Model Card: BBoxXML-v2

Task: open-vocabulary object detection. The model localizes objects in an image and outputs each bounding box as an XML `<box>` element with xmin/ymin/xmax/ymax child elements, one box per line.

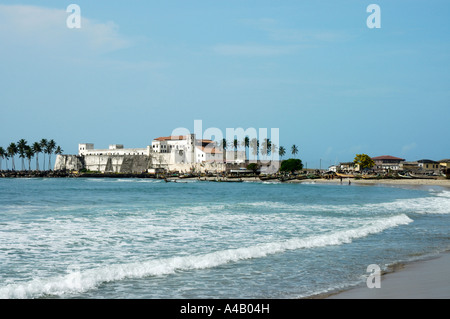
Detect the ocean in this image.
<box><xmin>0</xmin><ymin>177</ymin><xmax>449</xmax><ymax>299</ymax></box>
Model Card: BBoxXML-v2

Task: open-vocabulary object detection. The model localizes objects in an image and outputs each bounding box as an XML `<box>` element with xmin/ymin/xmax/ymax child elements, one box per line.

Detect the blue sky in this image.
<box><xmin>1</xmin><ymin>0</ymin><xmax>449</xmax><ymax>168</ymax></box>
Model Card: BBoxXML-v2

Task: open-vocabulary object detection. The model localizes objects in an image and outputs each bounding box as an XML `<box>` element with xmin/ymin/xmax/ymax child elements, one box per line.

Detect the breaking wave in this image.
<box><xmin>248</xmin><ymin>190</ymin><xmax>450</xmax><ymax>215</ymax></box>
<box><xmin>0</xmin><ymin>214</ymin><xmax>412</xmax><ymax>299</ymax></box>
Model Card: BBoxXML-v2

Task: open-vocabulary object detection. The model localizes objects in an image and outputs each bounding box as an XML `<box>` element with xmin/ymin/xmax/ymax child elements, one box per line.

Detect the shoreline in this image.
<box><xmin>317</xmin><ymin>251</ymin><xmax>450</xmax><ymax>299</ymax></box>
<box><xmin>288</xmin><ymin>177</ymin><xmax>450</xmax><ymax>187</ymax></box>
<box><xmin>1</xmin><ymin>171</ymin><xmax>450</xmax><ymax>187</ymax></box>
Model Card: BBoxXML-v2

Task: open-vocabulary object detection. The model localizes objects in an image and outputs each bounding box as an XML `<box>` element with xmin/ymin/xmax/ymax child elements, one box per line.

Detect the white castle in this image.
<box><xmin>56</xmin><ymin>133</ymin><xmax>246</xmax><ymax>174</ymax></box>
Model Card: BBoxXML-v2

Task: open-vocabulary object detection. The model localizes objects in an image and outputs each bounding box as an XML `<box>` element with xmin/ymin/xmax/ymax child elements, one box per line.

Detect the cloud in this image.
<box><xmin>212</xmin><ymin>43</ymin><xmax>302</xmax><ymax>57</ymax></box>
<box><xmin>0</xmin><ymin>4</ymin><xmax>131</xmax><ymax>57</ymax></box>
<box><xmin>241</xmin><ymin>18</ymin><xmax>352</xmax><ymax>44</ymax></box>
<box><xmin>212</xmin><ymin>18</ymin><xmax>351</xmax><ymax>57</ymax></box>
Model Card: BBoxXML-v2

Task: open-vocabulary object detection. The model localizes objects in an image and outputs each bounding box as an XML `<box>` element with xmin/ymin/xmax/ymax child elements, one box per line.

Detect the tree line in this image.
<box><xmin>0</xmin><ymin>139</ymin><xmax>63</xmax><ymax>171</ymax></box>
<box><xmin>219</xmin><ymin>137</ymin><xmax>300</xmax><ymax>161</ymax></box>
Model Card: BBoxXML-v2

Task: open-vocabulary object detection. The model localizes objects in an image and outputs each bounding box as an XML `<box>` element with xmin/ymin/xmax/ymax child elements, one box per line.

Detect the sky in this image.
<box><xmin>0</xmin><ymin>0</ymin><xmax>449</xmax><ymax>168</ymax></box>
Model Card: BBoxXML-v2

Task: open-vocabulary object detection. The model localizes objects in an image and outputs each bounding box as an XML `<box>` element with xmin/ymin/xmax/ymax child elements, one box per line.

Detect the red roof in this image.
<box><xmin>154</xmin><ymin>135</ymin><xmax>187</xmax><ymax>141</ymax></box>
<box><xmin>371</xmin><ymin>155</ymin><xmax>405</xmax><ymax>161</ymax></box>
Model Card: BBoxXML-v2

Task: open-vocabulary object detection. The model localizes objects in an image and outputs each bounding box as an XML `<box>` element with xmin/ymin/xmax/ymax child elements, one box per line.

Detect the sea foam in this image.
<box><xmin>0</xmin><ymin>214</ymin><xmax>412</xmax><ymax>299</ymax></box>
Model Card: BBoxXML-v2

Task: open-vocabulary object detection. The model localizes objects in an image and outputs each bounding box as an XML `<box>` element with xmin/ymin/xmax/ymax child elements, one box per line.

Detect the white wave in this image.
<box><xmin>0</xmin><ymin>214</ymin><xmax>412</xmax><ymax>299</ymax></box>
<box><xmin>248</xmin><ymin>190</ymin><xmax>450</xmax><ymax>215</ymax></box>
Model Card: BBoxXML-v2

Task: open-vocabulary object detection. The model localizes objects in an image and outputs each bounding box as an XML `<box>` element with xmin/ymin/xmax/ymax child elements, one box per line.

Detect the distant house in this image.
<box><xmin>328</xmin><ymin>165</ymin><xmax>338</xmax><ymax>172</ymax></box>
<box><xmin>418</xmin><ymin>159</ymin><xmax>440</xmax><ymax>173</ymax></box>
<box><xmin>371</xmin><ymin>155</ymin><xmax>405</xmax><ymax>171</ymax></box>
<box><xmin>339</xmin><ymin>162</ymin><xmax>360</xmax><ymax>172</ymax></box>
<box><xmin>399</xmin><ymin>161</ymin><xmax>420</xmax><ymax>172</ymax></box>
<box><xmin>438</xmin><ymin>159</ymin><xmax>450</xmax><ymax>170</ymax></box>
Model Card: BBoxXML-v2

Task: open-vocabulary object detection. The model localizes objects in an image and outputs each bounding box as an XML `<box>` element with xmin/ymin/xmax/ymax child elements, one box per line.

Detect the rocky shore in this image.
<box><xmin>0</xmin><ymin>170</ymin><xmax>157</xmax><ymax>178</ymax></box>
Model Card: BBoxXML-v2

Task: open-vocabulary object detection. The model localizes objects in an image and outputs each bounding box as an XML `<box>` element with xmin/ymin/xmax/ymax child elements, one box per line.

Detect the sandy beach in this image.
<box><xmin>287</xmin><ymin>177</ymin><xmax>450</xmax><ymax>188</ymax></box>
<box><xmin>326</xmin><ymin>251</ymin><xmax>450</xmax><ymax>299</ymax></box>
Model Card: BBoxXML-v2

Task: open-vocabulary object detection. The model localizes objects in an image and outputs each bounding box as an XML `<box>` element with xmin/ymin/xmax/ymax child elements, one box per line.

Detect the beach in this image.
<box><xmin>326</xmin><ymin>251</ymin><xmax>450</xmax><ymax>299</ymax></box>
<box><xmin>287</xmin><ymin>177</ymin><xmax>450</xmax><ymax>187</ymax></box>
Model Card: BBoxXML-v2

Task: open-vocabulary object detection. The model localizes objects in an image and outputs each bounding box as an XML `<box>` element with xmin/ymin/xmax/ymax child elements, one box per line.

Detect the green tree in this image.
<box><xmin>7</xmin><ymin>142</ymin><xmax>18</xmax><ymax>171</ymax></box>
<box><xmin>32</xmin><ymin>142</ymin><xmax>42</xmax><ymax>171</ymax></box>
<box><xmin>247</xmin><ymin>163</ymin><xmax>259</xmax><ymax>174</ymax></box>
<box><xmin>220</xmin><ymin>138</ymin><xmax>228</xmax><ymax>161</ymax></box>
<box><xmin>270</xmin><ymin>142</ymin><xmax>277</xmax><ymax>161</ymax></box>
<box><xmin>243</xmin><ymin>136</ymin><xmax>250</xmax><ymax>160</ymax></box>
<box><xmin>291</xmin><ymin>144</ymin><xmax>299</xmax><ymax>158</ymax></box>
<box><xmin>55</xmin><ymin>145</ymin><xmax>63</xmax><ymax>156</ymax></box>
<box><xmin>233</xmin><ymin>138</ymin><xmax>239</xmax><ymax>161</ymax></box>
<box><xmin>0</xmin><ymin>146</ymin><xmax>6</xmax><ymax>170</ymax></box>
<box><xmin>261</xmin><ymin>138</ymin><xmax>270</xmax><ymax>158</ymax></box>
<box><xmin>40</xmin><ymin>139</ymin><xmax>48</xmax><ymax>170</ymax></box>
<box><xmin>46</xmin><ymin>139</ymin><xmax>56</xmax><ymax>171</ymax></box>
<box><xmin>279</xmin><ymin>146</ymin><xmax>286</xmax><ymax>160</ymax></box>
<box><xmin>17</xmin><ymin>139</ymin><xmax>28</xmax><ymax>171</ymax></box>
<box><xmin>250</xmin><ymin>138</ymin><xmax>259</xmax><ymax>161</ymax></box>
<box><xmin>280</xmin><ymin>158</ymin><xmax>303</xmax><ymax>173</ymax></box>
<box><xmin>353</xmin><ymin>154</ymin><xmax>375</xmax><ymax>171</ymax></box>
<box><xmin>25</xmin><ymin>146</ymin><xmax>34</xmax><ymax>171</ymax></box>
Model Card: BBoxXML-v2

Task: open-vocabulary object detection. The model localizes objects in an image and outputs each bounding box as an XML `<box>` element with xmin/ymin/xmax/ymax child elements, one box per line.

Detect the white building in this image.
<box><xmin>151</xmin><ymin>134</ymin><xmax>224</xmax><ymax>164</ymax></box>
<box><xmin>74</xmin><ymin>133</ymin><xmax>245</xmax><ymax>173</ymax></box>
<box><xmin>78</xmin><ymin>143</ymin><xmax>149</xmax><ymax>156</ymax></box>
<box><xmin>328</xmin><ymin>165</ymin><xmax>337</xmax><ymax>172</ymax></box>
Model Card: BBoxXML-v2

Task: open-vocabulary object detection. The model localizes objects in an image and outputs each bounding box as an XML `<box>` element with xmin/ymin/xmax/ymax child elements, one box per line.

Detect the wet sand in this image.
<box><xmin>326</xmin><ymin>252</ymin><xmax>450</xmax><ymax>299</ymax></box>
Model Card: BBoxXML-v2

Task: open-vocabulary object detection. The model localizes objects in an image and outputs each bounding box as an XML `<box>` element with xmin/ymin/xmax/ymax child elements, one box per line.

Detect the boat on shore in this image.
<box><xmin>336</xmin><ymin>172</ymin><xmax>355</xmax><ymax>178</ymax></box>
<box><xmin>278</xmin><ymin>176</ymin><xmax>297</xmax><ymax>182</ymax></box>
<box><xmin>409</xmin><ymin>173</ymin><xmax>437</xmax><ymax>180</ymax></box>
<box><xmin>259</xmin><ymin>175</ymin><xmax>278</xmax><ymax>181</ymax></box>
<box><xmin>361</xmin><ymin>174</ymin><xmax>379</xmax><ymax>179</ymax></box>
<box><xmin>212</xmin><ymin>178</ymin><xmax>243</xmax><ymax>182</ymax></box>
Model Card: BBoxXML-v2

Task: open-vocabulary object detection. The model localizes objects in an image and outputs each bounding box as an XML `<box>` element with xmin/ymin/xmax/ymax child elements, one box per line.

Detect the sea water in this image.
<box><xmin>0</xmin><ymin>178</ymin><xmax>449</xmax><ymax>299</ymax></box>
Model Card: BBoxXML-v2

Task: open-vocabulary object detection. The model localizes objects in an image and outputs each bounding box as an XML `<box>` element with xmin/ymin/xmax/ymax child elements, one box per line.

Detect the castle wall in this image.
<box><xmin>54</xmin><ymin>153</ymin><xmax>228</xmax><ymax>174</ymax></box>
<box><xmin>54</xmin><ymin>155</ymin><xmax>84</xmax><ymax>171</ymax></box>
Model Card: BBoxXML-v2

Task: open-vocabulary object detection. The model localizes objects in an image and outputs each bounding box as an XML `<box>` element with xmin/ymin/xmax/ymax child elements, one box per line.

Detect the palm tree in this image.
<box><xmin>7</xmin><ymin>142</ymin><xmax>18</xmax><ymax>171</ymax></box>
<box><xmin>233</xmin><ymin>138</ymin><xmax>239</xmax><ymax>161</ymax></box>
<box><xmin>220</xmin><ymin>138</ymin><xmax>228</xmax><ymax>161</ymax></box>
<box><xmin>40</xmin><ymin>139</ymin><xmax>48</xmax><ymax>170</ymax></box>
<box><xmin>279</xmin><ymin>146</ymin><xmax>286</xmax><ymax>160</ymax></box>
<box><xmin>32</xmin><ymin>142</ymin><xmax>42</xmax><ymax>171</ymax></box>
<box><xmin>55</xmin><ymin>146</ymin><xmax>63</xmax><ymax>156</ymax></box>
<box><xmin>17</xmin><ymin>139</ymin><xmax>28</xmax><ymax>171</ymax></box>
<box><xmin>270</xmin><ymin>142</ymin><xmax>277</xmax><ymax>162</ymax></box>
<box><xmin>0</xmin><ymin>146</ymin><xmax>6</xmax><ymax>171</ymax></box>
<box><xmin>261</xmin><ymin>138</ymin><xmax>271</xmax><ymax>159</ymax></box>
<box><xmin>25</xmin><ymin>146</ymin><xmax>34</xmax><ymax>171</ymax></box>
<box><xmin>250</xmin><ymin>138</ymin><xmax>259</xmax><ymax>161</ymax></box>
<box><xmin>291</xmin><ymin>144</ymin><xmax>299</xmax><ymax>158</ymax></box>
<box><xmin>243</xmin><ymin>136</ymin><xmax>250</xmax><ymax>160</ymax></box>
<box><xmin>46</xmin><ymin>139</ymin><xmax>56</xmax><ymax>171</ymax></box>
